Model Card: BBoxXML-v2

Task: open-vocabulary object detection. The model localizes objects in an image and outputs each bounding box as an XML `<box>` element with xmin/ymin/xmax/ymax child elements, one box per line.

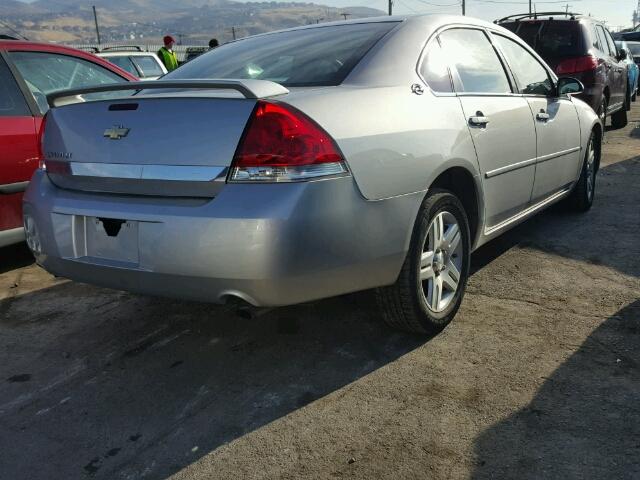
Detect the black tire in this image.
<box><xmin>611</xmin><ymin>104</ymin><xmax>628</xmax><ymax>129</ymax></box>
<box><xmin>625</xmin><ymin>83</ymin><xmax>632</xmax><ymax>111</ymax></box>
<box><xmin>376</xmin><ymin>189</ymin><xmax>470</xmax><ymax>334</ymax></box>
<box><xmin>565</xmin><ymin>132</ymin><xmax>597</xmax><ymax>212</ymax></box>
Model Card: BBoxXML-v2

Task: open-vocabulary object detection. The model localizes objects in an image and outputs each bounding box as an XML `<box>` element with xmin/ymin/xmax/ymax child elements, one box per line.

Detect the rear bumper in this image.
<box><xmin>23</xmin><ymin>171</ymin><xmax>422</xmax><ymax>306</ymax></box>
<box><xmin>0</xmin><ymin>227</ymin><xmax>25</xmax><ymax>249</ymax></box>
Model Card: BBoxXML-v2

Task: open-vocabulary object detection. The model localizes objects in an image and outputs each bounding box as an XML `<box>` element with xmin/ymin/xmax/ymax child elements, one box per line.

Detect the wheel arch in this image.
<box><xmin>428</xmin><ymin>166</ymin><xmax>482</xmax><ymax>250</ymax></box>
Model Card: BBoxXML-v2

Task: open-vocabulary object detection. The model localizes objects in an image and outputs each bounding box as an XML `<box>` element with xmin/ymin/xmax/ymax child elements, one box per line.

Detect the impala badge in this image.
<box><xmin>103</xmin><ymin>126</ymin><xmax>130</xmax><ymax>140</ymax></box>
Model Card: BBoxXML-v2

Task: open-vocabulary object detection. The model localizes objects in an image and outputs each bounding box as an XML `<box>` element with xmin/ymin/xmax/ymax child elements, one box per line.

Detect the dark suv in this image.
<box><xmin>498</xmin><ymin>12</ymin><xmax>629</xmax><ymax>128</ymax></box>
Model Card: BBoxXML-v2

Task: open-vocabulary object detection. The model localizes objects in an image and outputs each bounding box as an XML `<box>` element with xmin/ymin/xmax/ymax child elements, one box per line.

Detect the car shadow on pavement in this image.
<box><xmin>471</xmin><ymin>156</ymin><xmax>640</xmax><ymax>279</ymax></box>
<box><xmin>0</xmin><ymin>282</ymin><xmax>424</xmax><ymax>479</ymax></box>
<box><xmin>0</xmin><ymin>157</ymin><xmax>637</xmax><ymax>479</ymax></box>
<box><xmin>471</xmin><ymin>299</ymin><xmax>640</xmax><ymax>479</ymax></box>
<box><xmin>0</xmin><ymin>243</ymin><xmax>34</xmax><ymax>275</ymax></box>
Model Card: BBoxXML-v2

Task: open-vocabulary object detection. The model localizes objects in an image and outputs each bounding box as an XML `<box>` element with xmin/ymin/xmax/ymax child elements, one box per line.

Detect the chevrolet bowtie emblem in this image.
<box><xmin>103</xmin><ymin>126</ymin><xmax>130</xmax><ymax>140</ymax></box>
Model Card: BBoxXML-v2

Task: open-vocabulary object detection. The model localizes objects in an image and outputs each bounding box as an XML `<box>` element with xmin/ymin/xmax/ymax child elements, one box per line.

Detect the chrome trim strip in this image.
<box><xmin>0</xmin><ymin>227</ymin><xmax>25</xmax><ymax>248</ymax></box>
<box><xmin>0</xmin><ymin>181</ymin><xmax>29</xmax><ymax>195</ymax></box>
<box><xmin>484</xmin><ymin>187</ymin><xmax>571</xmax><ymax>236</ymax></box>
<box><xmin>536</xmin><ymin>146</ymin><xmax>581</xmax><ymax>165</ymax></box>
<box><xmin>485</xmin><ymin>157</ymin><xmax>537</xmax><ymax>178</ymax></box>
<box><xmin>52</xmin><ymin>161</ymin><xmax>228</xmax><ymax>182</ymax></box>
<box><xmin>485</xmin><ymin>146</ymin><xmax>581</xmax><ymax>178</ymax></box>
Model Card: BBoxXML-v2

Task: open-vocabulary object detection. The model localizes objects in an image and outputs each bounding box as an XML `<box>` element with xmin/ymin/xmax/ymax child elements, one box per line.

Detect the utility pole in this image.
<box><xmin>529</xmin><ymin>0</ymin><xmax>532</xmax><ymax>14</ymax></box>
<box><xmin>462</xmin><ymin>0</ymin><xmax>465</xmax><ymax>16</ymax></box>
<box><xmin>231</xmin><ymin>26</ymin><xmax>236</xmax><ymax>40</ymax></box>
<box><xmin>388</xmin><ymin>0</ymin><xmax>393</xmax><ymax>16</ymax></box>
<box><xmin>92</xmin><ymin>6</ymin><xmax>101</xmax><ymax>45</ymax></box>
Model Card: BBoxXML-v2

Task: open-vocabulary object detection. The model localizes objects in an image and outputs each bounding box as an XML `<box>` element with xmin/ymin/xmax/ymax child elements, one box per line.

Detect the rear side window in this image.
<box><xmin>0</xmin><ymin>56</ymin><xmax>30</xmax><ymax>117</ymax></box>
<box><xmin>503</xmin><ymin>21</ymin><xmax>584</xmax><ymax>58</ymax></box>
<box><xmin>167</xmin><ymin>22</ymin><xmax>398</xmax><ymax>87</ymax></box>
<box><xmin>493</xmin><ymin>35</ymin><xmax>553</xmax><ymax>96</ymax></box>
<box><xmin>595</xmin><ymin>25</ymin><xmax>613</xmax><ymax>56</ymax></box>
<box><xmin>603</xmin><ymin>28</ymin><xmax>618</xmax><ymax>56</ymax></box>
<box><xmin>8</xmin><ymin>51</ymin><xmax>126</xmax><ymax>113</ymax></box>
<box><xmin>420</xmin><ymin>40</ymin><xmax>453</xmax><ymax>93</ymax></box>
<box><xmin>106</xmin><ymin>56</ymin><xmax>140</xmax><ymax>77</ymax></box>
<box><xmin>132</xmin><ymin>56</ymin><xmax>164</xmax><ymax>77</ymax></box>
<box><xmin>438</xmin><ymin>28</ymin><xmax>511</xmax><ymax>94</ymax></box>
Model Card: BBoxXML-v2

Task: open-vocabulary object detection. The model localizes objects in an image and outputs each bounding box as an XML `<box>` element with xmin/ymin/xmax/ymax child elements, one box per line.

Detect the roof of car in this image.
<box><xmin>496</xmin><ymin>12</ymin><xmax>604</xmax><ymax>25</ymax></box>
<box><xmin>98</xmin><ymin>51</ymin><xmax>161</xmax><ymax>58</ymax></box>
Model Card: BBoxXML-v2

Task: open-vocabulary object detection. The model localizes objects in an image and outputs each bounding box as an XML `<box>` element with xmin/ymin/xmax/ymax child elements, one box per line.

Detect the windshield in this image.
<box><xmin>167</xmin><ymin>22</ymin><xmax>398</xmax><ymax>87</ymax></box>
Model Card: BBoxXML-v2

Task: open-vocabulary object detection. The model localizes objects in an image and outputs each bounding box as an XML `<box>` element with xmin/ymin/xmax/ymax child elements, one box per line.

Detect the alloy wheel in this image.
<box><xmin>419</xmin><ymin>211</ymin><xmax>463</xmax><ymax>313</ymax></box>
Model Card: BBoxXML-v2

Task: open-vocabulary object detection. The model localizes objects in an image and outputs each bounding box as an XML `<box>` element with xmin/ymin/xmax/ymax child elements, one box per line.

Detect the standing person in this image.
<box><xmin>208</xmin><ymin>38</ymin><xmax>219</xmax><ymax>49</ymax></box>
<box><xmin>157</xmin><ymin>35</ymin><xmax>179</xmax><ymax>72</ymax></box>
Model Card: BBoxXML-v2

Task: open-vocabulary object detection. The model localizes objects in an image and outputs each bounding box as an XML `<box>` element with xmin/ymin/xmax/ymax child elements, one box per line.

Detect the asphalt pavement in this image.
<box><xmin>0</xmin><ymin>105</ymin><xmax>639</xmax><ymax>480</ymax></box>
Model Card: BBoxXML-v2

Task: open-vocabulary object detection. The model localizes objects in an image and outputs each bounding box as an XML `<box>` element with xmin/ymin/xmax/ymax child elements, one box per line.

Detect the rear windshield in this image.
<box><xmin>132</xmin><ymin>56</ymin><xmax>164</xmax><ymax>77</ymax></box>
<box><xmin>167</xmin><ymin>22</ymin><xmax>398</xmax><ymax>87</ymax></box>
<box><xmin>501</xmin><ymin>21</ymin><xmax>585</xmax><ymax>59</ymax></box>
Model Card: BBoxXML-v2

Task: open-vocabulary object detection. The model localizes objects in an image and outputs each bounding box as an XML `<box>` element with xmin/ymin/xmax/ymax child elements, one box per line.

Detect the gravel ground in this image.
<box><xmin>0</xmin><ymin>106</ymin><xmax>638</xmax><ymax>480</ymax></box>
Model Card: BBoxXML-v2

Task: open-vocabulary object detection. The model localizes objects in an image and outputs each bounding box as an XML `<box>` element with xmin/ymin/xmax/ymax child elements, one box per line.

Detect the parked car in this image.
<box><xmin>97</xmin><ymin>46</ymin><xmax>167</xmax><ymax>80</ymax></box>
<box><xmin>616</xmin><ymin>26</ymin><xmax>640</xmax><ymax>42</ymax></box>
<box><xmin>0</xmin><ymin>40</ymin><xmax>137</xmax><ymax>248</ymax></box>
<box><xmin>24</xmin><ymin>15</ymin><xmax>601</xmax><ymax>334</ymax></box>
<box><xmin>184</xmin><ymin>46</ymin><xmax>208</xmax><ymax>63</ymax></box>
<box><xmin>498</xmin><ymin>12</ymin><xmax>629</xmax><ymax>128</ymax></box>
<box><xmin>616</xmin><ymin>40</ymin><xmax>639</xmax><ymax>101</ymax></box>
<box><xmin>623</xmin><ymin>40</ymin><xmax>640</xmax><ymax>65</ymax></box>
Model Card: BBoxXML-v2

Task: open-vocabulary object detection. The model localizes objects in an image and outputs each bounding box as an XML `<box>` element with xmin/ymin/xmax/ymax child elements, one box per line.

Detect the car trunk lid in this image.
<box><xmin>42</xmin><ymin>80</ymin><xmax>289</xmax><ymax>197</ymax></box>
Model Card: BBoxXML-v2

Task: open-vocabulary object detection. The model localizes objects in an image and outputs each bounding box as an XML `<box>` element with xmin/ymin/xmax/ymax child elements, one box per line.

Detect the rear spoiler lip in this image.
<box><xmin>46</xmin><ymin>79</ymin><xmax>290</xmax><ymax>108</ymax></box>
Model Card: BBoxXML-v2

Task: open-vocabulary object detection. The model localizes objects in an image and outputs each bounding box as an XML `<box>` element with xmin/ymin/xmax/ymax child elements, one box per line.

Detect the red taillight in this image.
<box><xmin>230</xmin><ymin>101</ymin><xmax>346</xmax><ymax>182</ymax></box>
<box><xmin>37</xmin><ymin>112</ymin><xmax>48</xmax><ymax>170</ymax></box>
<box><xmin>555</xmin><ymin>55</ymin><xmax>598</xmax><ymax>75</ymax></box>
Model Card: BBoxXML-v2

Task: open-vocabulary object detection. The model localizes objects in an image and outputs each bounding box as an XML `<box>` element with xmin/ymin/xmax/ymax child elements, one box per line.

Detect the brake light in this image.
<box><xmin>229</xmin><ymin>101</ymin><xmax>347</xmax><ymax>182</ymax></box>
<box><xmin>555</xmin><ymin>55</ymin><xmax>598</xmax><ymax>75</ymax></box>
<box><xmin>37</xmin><ymin>113</ymin><xmax>48</xmax><ymax>170</ymax></box>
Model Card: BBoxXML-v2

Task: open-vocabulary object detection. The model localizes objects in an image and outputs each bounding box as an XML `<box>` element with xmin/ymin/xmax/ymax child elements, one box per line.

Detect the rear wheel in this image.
<box><xmin>597</xmin><ymin>97</ymin><xmax>607</xmax><ymax>129</ymax></box>
<box><xmin>611</xmin><ymin>103</ymin><xmax>628</xmax><ymax>129</ymax></box>
<box><xmin>376</xmin><ymin>189</ymin><xmax>470</xmax><ymax>334</ymax></box>
<box><xmin>566</xmin><ymin>132</ymin><xmax>597</xmax><ymax>212</ymax></box>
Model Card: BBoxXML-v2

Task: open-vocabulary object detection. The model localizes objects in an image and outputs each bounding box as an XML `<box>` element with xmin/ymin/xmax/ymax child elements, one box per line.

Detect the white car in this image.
<box><xmin>97</xmin><ymin>47</ymin><xmax>167</xmax><ymax>80</ymax></box>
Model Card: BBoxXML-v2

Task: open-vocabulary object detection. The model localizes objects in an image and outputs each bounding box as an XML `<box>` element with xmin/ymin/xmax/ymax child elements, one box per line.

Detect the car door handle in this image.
<box><xmin>536</xmin><ymin>111</ymin><xmax>550</xmax><ymax>121</ymax></box>
<box><xmin>469</xmin><ymin>113</ymin><xmax>490</xmax><ymax>127</ymax></box>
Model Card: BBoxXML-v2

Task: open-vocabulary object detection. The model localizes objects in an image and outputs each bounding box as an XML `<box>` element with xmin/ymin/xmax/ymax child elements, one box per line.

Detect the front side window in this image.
<box><xmin>438</xmin><ymin>28</ymin><xmax>511</xmax><ymax>94</ymax></box>
<box><xmin>493</xmin><ymin>34</ymin><xmax>553</xmax><ymax>96</ymax></box>
<box><xmin>8</xmin><ymin>51</ymin><xmax>126</xmax><ymax>112</ymax></box>
<box><xmin>420</xmin><ymin>40</ymin><xmax>452</xmax><ymax>93</ymax></box>
<box><xmin>132</xmin><ymin>56</ymin><xmax>164</xmax><ymax>77</ymax></box>
<box><xmin>168</xmin><ymin>22</ymin><xmax>398</xmax><ymax>87</ymax></box>
<box><xmin>0</xmin><ymin>56</ymin><xmax>30</xmax><ymax>117</ymax></box>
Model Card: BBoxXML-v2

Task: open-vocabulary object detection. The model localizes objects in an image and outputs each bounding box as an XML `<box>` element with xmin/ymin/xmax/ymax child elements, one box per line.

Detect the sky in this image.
<box><xmin>244</xmin><ymin>0</ymin><xmax>636</xmax><ymax>30</ymax></box>
<box><xmin>13</xmin><ymin>0</ymin><xmax>637</xmax><ymax>30</ymax></box>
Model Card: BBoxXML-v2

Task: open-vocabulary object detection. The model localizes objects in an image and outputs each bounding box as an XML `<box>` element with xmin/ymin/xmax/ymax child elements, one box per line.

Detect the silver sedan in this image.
<box><xmin>24</xmin><ymin>15</ymin><xmax>601</xmax><ymax>333</ymax></box>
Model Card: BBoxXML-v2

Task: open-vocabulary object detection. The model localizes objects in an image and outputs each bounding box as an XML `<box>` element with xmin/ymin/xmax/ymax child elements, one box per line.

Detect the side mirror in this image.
<box><xmin>557</xmin><ymin>77</ymin><xmax>584</xmax><ymax>96</ymax></box>
<box><xmin>617</xmin><ymin>48</ymin><xmax>628</xmax><ymax>61</ymax></box>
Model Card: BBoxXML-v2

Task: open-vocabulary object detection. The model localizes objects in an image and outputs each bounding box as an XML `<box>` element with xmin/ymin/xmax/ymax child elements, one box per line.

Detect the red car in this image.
<box><xmin>0</xmin><ymin>40</ymin><xmax>137</xmax><ymax>248</ymax></box>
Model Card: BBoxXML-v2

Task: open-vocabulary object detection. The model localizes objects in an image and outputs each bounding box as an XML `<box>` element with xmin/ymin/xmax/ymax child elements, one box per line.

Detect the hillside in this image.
<box><xmin>0</xmin><ymin>0</ymin><xmax>387</xmax><ymax>44</ymax></box>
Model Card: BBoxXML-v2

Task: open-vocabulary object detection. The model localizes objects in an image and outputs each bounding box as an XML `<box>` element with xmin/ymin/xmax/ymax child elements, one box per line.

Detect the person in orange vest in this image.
<box><xmin>157</xmin><ymin>35</ymin><xmax>179</xmax><ymax>72</ymax></box>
